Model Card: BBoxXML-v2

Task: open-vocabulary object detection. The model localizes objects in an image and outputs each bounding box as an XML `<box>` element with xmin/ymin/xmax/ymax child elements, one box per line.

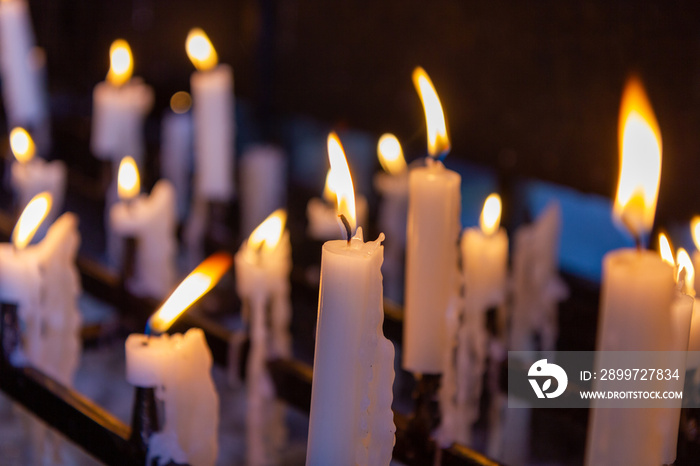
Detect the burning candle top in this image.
<box><xmin>107</xmin><ymin>39</ymin><xmax>133</xmax><ymax>87</ymax></box>
<box><xmin>12</xmin><ymin>191</ymin><xmax>51</xmax><ymax>250</ymax></box>
<box><xmin>613</xmin><ymin>76</ymin><xmax>662</xmax><ymax>246</ymax></box>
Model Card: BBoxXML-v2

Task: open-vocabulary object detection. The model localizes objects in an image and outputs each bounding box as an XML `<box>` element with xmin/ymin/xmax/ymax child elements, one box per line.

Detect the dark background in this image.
<box><xmin>27</xmin><ymin>0</ymin><xmax>700</xmax><ymax>227</ymax></box>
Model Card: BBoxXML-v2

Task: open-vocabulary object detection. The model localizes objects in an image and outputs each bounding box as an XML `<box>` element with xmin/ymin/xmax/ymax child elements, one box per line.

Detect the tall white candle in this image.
<box><xmin>403</xmin><ymin>67</ymin><xmax>461</xmax><ymax>374</ymax></box>
<box><xmin>186</xmin><ymin>28</ymin><xmax>234</xmax><ymax>202</ymax></box>
<box><xmin>161</xmin><ymin>91</ymin><xmax>194</xmax><ymax>221</ymax></box>
<box><xmin>306</xmin><ymin>133</ymin><xmax>395</xmax><ymax>466</ymax></box>
<box><xmin>9</xmin><ymin>127</ymin><xmax>66</xmax><ymax>222</ymax></box>
<box><xmin>239</xmin><ymin>145</ymin><xmax>287</xmax><ymax>237</ymax></box>
<box><xmin>110</xmin><ymin>157</ymin><xmax>177</xmax><ymax>299</ymax></box>
<box><xmin>0</xmin><ymin>0</ymin><xmax>46</xmax><ymax>128</ymax></box>
<box><xmin>373</xmin><ymin>133</ymin><xmax>408</xmax><ymax>303</ymax></box>
<box><xmin>586</xmin><ymin>76</ymin><xmax>682</xmax><ymax>466</ymax></box>
<box><xmin>91</xmin><ymin>40</ymin><xmax>154</xmax><ymax>166</ymax></box>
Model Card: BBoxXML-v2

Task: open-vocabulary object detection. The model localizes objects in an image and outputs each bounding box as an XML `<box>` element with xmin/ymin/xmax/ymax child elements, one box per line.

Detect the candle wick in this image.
<box><xmin>339</xmin><ymin>214</ymin><xmax>352</xmax><ymax>244</ymax></box>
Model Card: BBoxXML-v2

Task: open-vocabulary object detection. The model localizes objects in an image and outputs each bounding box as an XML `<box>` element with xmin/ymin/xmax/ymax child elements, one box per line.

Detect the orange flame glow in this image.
<box><xmin>412</xmin><ymin>67</ymin><xmax>450</xmax><ymax>158</ymax></box>
<box><xmin>106</xmin><ymin>39</ymin><xmax>133</xmax><ymax>87</ymax></box>
<box><xmin>327</xmin><ymin>132</ymin><xmax>356</xmax><ymax>233</ymax></box>
<box><xmin>12</xmin><ymin>192</ymin><xmax>52</xmax><ymax>250</ymax></box>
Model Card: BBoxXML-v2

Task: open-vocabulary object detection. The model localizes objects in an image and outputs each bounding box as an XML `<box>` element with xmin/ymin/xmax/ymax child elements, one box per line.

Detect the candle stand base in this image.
<box><xmin>400</xmin><ymin>373</ymin><xmax>441</xmax><ymax>463</ymax></box>
<box><xmin>129</xmin><ymin>386</ymin><xmax>160</xmax><ymax>459</ymax></box>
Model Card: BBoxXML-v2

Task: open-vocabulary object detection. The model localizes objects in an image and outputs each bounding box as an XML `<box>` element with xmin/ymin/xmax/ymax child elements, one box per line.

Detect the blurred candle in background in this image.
<box><xmin>403</xmin><ymin>67</ymin><xmax>461</xmax><ymax>374</ymax></box>
<box><xmin>373</xmin><ymin>133</ymin><xmax>408</xmax><ymax>303</ymax></box>
<box><xmin>110</xmin><ymin>156</ymin><xmax>177</xmax><ymax>299</ymax></box>
<box><xmin>91</xmin><ymin>39</ymin><xmax>154</xmax><ymax>168</ymax></box>
<box><xmin>239</xmin><ymin>145</ymin><xmax>287</xmax><ymax>238</ymax></box>
<box><xmin>9</xmin><ymin>127</ymin><xmax>66</xmax><ymax>224</ymax></box>
<box><xmin>161</xmin><ymin>91</ymin><xmax>194</xmax><ymax>222</ymax></box>
<box><xmin>186</xmin><ymin>28</ymin><xmax>234</xmax><ymax>203</ymax></box>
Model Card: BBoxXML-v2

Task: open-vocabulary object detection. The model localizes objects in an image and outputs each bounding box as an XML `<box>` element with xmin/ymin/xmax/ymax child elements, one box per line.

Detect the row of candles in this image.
<box><xmin>2</xmin><ymin>0</ymin><xmax>700</xmax><ymax>464</ymax></box>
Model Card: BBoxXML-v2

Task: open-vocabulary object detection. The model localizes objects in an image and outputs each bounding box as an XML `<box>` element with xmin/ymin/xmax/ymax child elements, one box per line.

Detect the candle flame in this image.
<box><xmin>12</xmin><ymin>192</ymin><xmax>52</xmax><ymax>250</ymax></box>
<box><xmin>106</xmin><ymin>39</ymin><xmax>133</xmax><ymax>87</ymax></box>
<box><xmin>117</xmin><ymin>156</ymin><xmax>140</xmax><ymax>201</ymax></box>
<box><xmin>691</xmin><ymin>216</ymin><xmax>700</xmax><ymax>252</ymax></box>
<box><xmin>149</xmin><ymin>252</ymin><xmax>233</xmax><ymax>333</ymax></box>
<box><xmin>412</xmin><ymin>67</ymin><xmax>450</xmax><ymax>158</ymax></box>
<box><xmin>613</xmin><ymin>76</ymin><xmax>662</xmax><ymax>238</ymax></box>
<box><xmin>479</xmin><ymin>193</ymin><xmax>502</xmax><ymax>236</ymax></box>
<box><xmin>377</xmin><ymin>133</ymin><xmax>407</xmax><ymax>175</ymax></box>
<box><xmin>186</xmin><ymin>28</ymin><xmax>218</xmax><ymax>72</ymax></box>
<box><xmin>170</xmin><ymin>91</ymin><xmax>192</xmax><ymax>114</ymax></box>
<box><xmin>658</xmin><ymin>233</ymin><xmax>674</xmax><ymax>267</ymax></box>
<box><xmin>10</xmin><ymin>127</ymin><xmax>35</xmax><ymax>164</ymax></box>
<box><xmin>248</xmin><ymin>209</ymin><xmax>287</xmax><ymax>253</ymax></box>
<box><xmin>327</xmin><ymin>132</ymin><xmax>356</xmax><ymax>233</ymax></box>
<box><xmin>677</xmin><ymin>248</ymin><xmax>695</xmax><ymax>296</ymax></box>
<box><xmin>322</xmin><ymin>169</ymin><xmax>338</xmax><ymax>204</ymax></box>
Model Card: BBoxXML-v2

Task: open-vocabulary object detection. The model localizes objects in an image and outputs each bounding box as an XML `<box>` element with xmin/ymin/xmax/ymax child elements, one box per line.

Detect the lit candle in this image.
<box><xmin>239</xmin><ymin>145</ymin><xmax>287</xmax><ymax>237</ymax></box>
<box><xmin>655</xmin><ymin>241</ymin><xmax>694</xmax><ymax>464</ymax></box>
<box><xmin>234</xmin><ymin>209</ymin><xmax>291</xmax><ymax>465</ymax></box>
<box><xmin>373</xmin><ymin>133</ymin><xmax>408</xmax><ymax>303</ymax></box>
<box><xmin>439</xmin><ymin>194</ymin><xmax>508</xmax><ymax>446</ymax></box>
<box><xmin>161</xmin><ymin>91</ymin><xmax>194</xmax><ymax>221</ymax></box>
<box><xmin>0</xmin><ymin>0</ymin><xmax>47</xmax><ymax>128</ymax></box>
<box><xmin>306</xmin><ymin>133</ymin><xmax>395</xmax><ymax>466</ymax></box>
<box><xmin>585</xmin><ymin>77</ymin><xmax>680</xmax><ymax>466</ymax></box>
<box><xmin>109</xmin><ymin>156</ymin><xmax>177</xmax><ymax>299</ymax></box>
<box><xmin>403</xmin><ymin>67</ymin><xmax>461</xmax><ymax>374</ymax></box>
<box><xmin>688</xmin><ymin>217</ymin><xmax>700</xmax><ymax>361</ymax></box>
<box><xmin>125</xmin><ymin>253</ymin><xmax>232</xmax><ymax>466</ymax></box>
<box><xmin>186</xmin><ymin>28</ymin><xmax>234</xmax><ymax>202</ymax></box>
<box><xmin>91</xmin><ymin>39</ymin><xmax>154</xmax><ymax>166</ymax></box>
<box><xmin>307</xmin><ymin>167</ymin><xmax>369</xmax><ymax>241</ymax></box>
<box><xmin>9</xmin><ymin>127</ymin><xmax>66</xmax><ymax>223</ymax></box>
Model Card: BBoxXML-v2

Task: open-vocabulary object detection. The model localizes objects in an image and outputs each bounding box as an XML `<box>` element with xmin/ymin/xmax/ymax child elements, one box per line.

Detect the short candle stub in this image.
<box><xmin>339</xmin><ymin>214</ymin><xmax>352</xmax><ymax>244</ymax></box>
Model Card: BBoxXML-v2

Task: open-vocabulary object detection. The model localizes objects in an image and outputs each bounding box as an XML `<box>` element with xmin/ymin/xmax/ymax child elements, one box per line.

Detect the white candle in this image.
<box><xmin>307</xmin><ymin>167</ymin><xmax>368</xmax><ymax>240</ymax></box>
<box><xmin>127</xmin><ymin>254</ymin><xmax>232</xmax><ymax>466</ymax></box>
<box><xmin>110</xmin><ymin>157</ymin><xmax>177</xmax><ymax>299</ymax></box>
<box><xmin>0</xmin><ymin>0</ymin><xmax>46</xmax><ymax>127</ymax></box>
<box><xmin>91</xmin><ymin>40</ymin><xmax>154</xmax><ymax>166</ymax></box>
<box><xmin>186</xmin><ymin>28</ymin><xmax>235</xmax><ymax>202</ymax></box>
<box><xmin>9</xmin><ymin>127</ymin><xmax>66</xmax><ymax>222</ymax></box>
<box><xmin>240</xmin><ymin>145</ymin><xmax>287</xmax><ymax>237</ymax></box>
<box><xmin>402</xmin><ymin>67</ymin><xmax>461</xmax><ymax>375</ymax></box>
<box><xmin>373</xmin><ymin>133</ymin><xmax>408</xmax><ymax>303</ymax></box>
<box><xmin>438</xmin><ymin>194</ymin><xmax>508</xmax><ymax>446</ymax></box>
<box><xmin>306</xmin><ymin>133</ymin><xmax>395</xmax><ymax>466</ymax></box>
<box><xmin>234</xmin><ymin>209</ymin><xmax>292</xmax><ymax>466</ymax></box>
<box><xmin>161</xmin><ymin>92</ymin><xmax>194</xmax><ymax>221</ymax></box>
<box><xmin>586</xmin><ymin>77</ymin><xmax>683</xmax><ymax>466</ymax></box>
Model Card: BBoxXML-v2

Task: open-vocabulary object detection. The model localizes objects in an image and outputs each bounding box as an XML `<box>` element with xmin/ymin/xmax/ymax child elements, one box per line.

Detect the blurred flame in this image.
<box><xmin>106</xmin><ymin>39</ymin><xmax>133</xmax><ymax>87</ymax></box>
<box><xmin>377</xmin><ymin>133</ymin><xmax>407</xmax><ymax>175</ymax></box>
<box><xmin>613</xmin><ymin>77</ymin><xmax>662</xmax><ymax>238</ymax></box>
<box><xmin>170</xmin><ymin>91</ymin><xmax>192</xmax><ymax>114</ymax></box>
<box><xmin>10</xmin><ymin>127</ymin><xmax>35</xmax><ymax>164</ymax></box>
<box><xmin>677</xmin><ymin>248</ymin><xmax>695</xmax><ymax>295</ymax></box>
<box><xmin>248</xmin><ymin>209</ymin><xmax>287</xmax><ymax>254</ymax></box>
<box><xmin>186</xmin><ymin>28</ymin><xmax>218</xmax><ymax>72</ymax></box>
<box><xmin>479</xmin><ymin>194</ymin><xmax>502</xmax><ymax>236</ymax></box>
<box><xmin>327</xmin><ymin>132</ymin><xmax>356</xmax><ymax>233</ymax></box>
<box><xmin>412</xmin><ymin>67</ymin><xmax>450</xmax><ymax>158</ymax></box>
<box><xmin>149</xmin><ymin>252</ymin><xmax>233</xmax><ymax>333</ymax></box>
<box><xmin>117</xmin><ymin>156</ymin><xmax>140</xmax><ymax>201</ymax></box>
<box><xmin>12</xmin><ymin>192</ymin><xmax>52</xmax><ymax>250</ymax></box>
<box><xmin>691</xmin><ymin>216</ymin><xmax>700</xmax><ymax>252</ymax></box>
<box><xmin>658</xmin><ymin>233</ymin><xmax>674</xmax><ymax>267</ymax></box>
